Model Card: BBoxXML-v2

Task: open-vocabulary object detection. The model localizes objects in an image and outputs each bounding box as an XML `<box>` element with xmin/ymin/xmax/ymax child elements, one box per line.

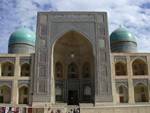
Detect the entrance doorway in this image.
<box><xmin>68</xmin><ymin>90</ymin><xmax>79</xmax><ymax>105</ymax></box>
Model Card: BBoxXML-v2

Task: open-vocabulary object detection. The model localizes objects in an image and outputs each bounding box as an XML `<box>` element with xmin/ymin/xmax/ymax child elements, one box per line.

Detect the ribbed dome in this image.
<box><xmin>110</xmin><ymin>27</ymin><xmax>137</xmax><ymax>44</ymax></box>
<box><xmin>9</xmin><ymin>27</ymin><xmax>35</xmax><ymax>46</ymax></box>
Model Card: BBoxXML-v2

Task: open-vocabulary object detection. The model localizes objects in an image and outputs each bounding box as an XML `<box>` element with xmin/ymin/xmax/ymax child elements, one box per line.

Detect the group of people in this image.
<box><xmin>48</xmin><ymin>107</ymin><xmax>80</xmax><ymax>113</ymax></box>
<box><xmin>49</xmin><ymin>108</ymin><xmax>80</xmax><ymax>113</ymax></box>
<box><xmin>68</xmin><ymin>108</ymin><xmax>80</xmax><ymax>113</ymax></box>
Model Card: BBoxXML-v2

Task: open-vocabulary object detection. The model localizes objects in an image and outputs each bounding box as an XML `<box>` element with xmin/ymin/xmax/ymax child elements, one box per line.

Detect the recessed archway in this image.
<box><xmin>21</xmin><ymin>63</ymin><xmax>30</xmax><ymax>77</ymax></box>
<box><xmin>117</xmin><ymin>85</ymin><xmax>128</xmax><ymax>103</ymax></box>
<box><xmin>19</xmin><ymin>86</ymin><xmax>29</xmax><ymax>104</ymax></box>
<box><xmin>1</xmin><ymin>62</ymin><xmax>14</xmax><ymax>76</ymax></box>
<box><xmin>115</xmin><ymin>62</ymin><xmax>127</xmax><ymax>76</ymax></box>
<box><xmin>0</xmin><ymin>85</ymin><xmax>11</xmax><ymax>103</ymax></box>
<box><xmin>53</xmin><ymin>31</ymin><xmax>94</xmax><ymax>104</ymax></box>
<box><xmin>134</xmin><ymin>83</ymin><xmax>149</xmax><ymax>102</ymax></box>
<box><xmin>132</xmin><ymin>59</ymin><xmax>148</xmax><ymax>75</ymax></box>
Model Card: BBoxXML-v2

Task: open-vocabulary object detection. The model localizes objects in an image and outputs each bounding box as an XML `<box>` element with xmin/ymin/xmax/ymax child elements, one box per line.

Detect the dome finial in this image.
<box><xmin>119</xmin><ymin>24</ymin><xmax>124</xmax><ymax>28</ymax></box>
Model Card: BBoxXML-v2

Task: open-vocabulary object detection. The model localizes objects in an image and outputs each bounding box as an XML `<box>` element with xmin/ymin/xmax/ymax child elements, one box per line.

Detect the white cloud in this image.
<box><xmin>0</xmin><ymin>0</ymin><xmax>149</xmax><ymax>53</ymax></box>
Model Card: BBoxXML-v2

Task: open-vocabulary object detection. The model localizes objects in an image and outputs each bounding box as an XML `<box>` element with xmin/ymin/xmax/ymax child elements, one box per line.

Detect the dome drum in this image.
<box><xmin>111</xmin><ymin>41</ymin><xmax>137</xmax><ymax>52</ymax></box>
<box><xmin>8</xmin><ymin>43</ymin><xmax>35</xmax><ymax>54</ymax></box>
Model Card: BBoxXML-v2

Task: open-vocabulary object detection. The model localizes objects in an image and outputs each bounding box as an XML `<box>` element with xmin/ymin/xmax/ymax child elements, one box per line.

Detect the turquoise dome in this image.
<box><xmin>9</xmin><ymin>27</ymin><xmax>35</xmax><ymax>46</ymax></box>
<box><xmin>110</xmin><ymin>27</ymin><xmax>137</xmax><ymax>44</ymax></box>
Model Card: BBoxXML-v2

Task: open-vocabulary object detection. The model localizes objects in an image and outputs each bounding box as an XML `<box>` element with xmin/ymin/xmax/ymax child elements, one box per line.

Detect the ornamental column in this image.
<box><xmin>127</xmin><ymin>56</ymin><xmax>135</xmax><ymax>104</ymax></box>
<box><xmin>111</xmin><ymin>56</ymin><xmax>118</xmax><ymax>104</ymax></box>
<box><xmin>11</xmin><ymin>56</ymin><xmax>20</xmax><ymax>105</ymax></box>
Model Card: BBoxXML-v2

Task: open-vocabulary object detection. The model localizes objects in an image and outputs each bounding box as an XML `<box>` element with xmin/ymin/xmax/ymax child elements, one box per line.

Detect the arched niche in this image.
<box><xmin>1</xmin><ymin>62</ymin><xmax>14</xmax><ymax>76</ymax></box>
<box><xmin>0</xmin><ymin>85</ymin><xmax>11</xmax><ymax>103</ymax></box>
<box><xmin>115</xmin><ymin>62</ymin><xmax>127</xmax><ymax>76</ymax></box>
<box><xmin>19</xmin><ymin>86</ymin><xmax>29</xmax><ymax>104</ymax></box>
<box><xmin>21</xmin><ymin>63</ymin><xmax>30</xmax><ymax>77</ymax></box>
<box><xmin>134</xmin><ymin>83</ymin><xmax>149</xmax><ymax>102</ymax></box>
<box><xmin>132</xmin><ymin>59</ymin><xmax>148</xmax><ymax>75</ymax></box>
<box><xmin>117</xmin><ymin>85</ymin><xmax>128</xmax><ymax>103</ymax></box>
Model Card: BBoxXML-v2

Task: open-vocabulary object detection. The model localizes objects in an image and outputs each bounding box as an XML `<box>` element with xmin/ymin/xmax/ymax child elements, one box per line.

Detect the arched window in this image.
<box><xmin>21</xmin><ymin>63</ymin><xmax>30</xmax><ymax>76</ymax></box>
<box><xmin>0</xmin><ymin>85</ymin><xmax>11</xmax><ymax>103</ymax></box>
<box><xmin>134</xmin><ymin>83</ymin><xmax>149</xmax><ymax>102</ymax></box>
<box><xmin>82</xmin><ymin>62</ymin><xmax>91</xmax><ymax>78</ymax></box>
<box><xmin>1</xmin><ymin>62</ymin><xmax>14</xmax><ymax>76</ymax></box>
<box><xmin>55</xmin><ymin>62</ymin><xmax>63</xmax><ymax>78</ymax></box>
<box><xmin>115</xmin><ymin>62</ymin><xmax>127</xmax><ymax>75</ymax></box>
<box><xmin>68</xmin><ymin>62</ymin><xmax>78</xmax><ymax>79</ymax></box>
<box><xmin>132</xmin><ymin>59</ymin><xmax>148</xmax><ymax>75</ymax></box>
<box><xmin>118</xmin><ymin>85</ymin><xmax>128</xmax><ymax>103</ymax></box>
<box><xmin>19</xmin><ymin>86</ymin><xmax>29</xmax><ymax>104</ymax></box>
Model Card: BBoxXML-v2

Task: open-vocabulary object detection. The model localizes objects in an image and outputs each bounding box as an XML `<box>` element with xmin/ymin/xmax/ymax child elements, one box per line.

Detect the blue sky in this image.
<box><xmin>0</xmin><ymin>0</ymin><xmax>150</xmax><ymax>53</ymax></box>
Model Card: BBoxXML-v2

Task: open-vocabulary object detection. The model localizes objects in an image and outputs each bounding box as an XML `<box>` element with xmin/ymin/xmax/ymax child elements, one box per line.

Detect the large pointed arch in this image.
<box><xmin>52</xmin><ymin>30</ymin><xmax>94</xmax><ymax>104</ymax></box>
<box><xmin>52</xmin><ymin>29</ymin><xmax>94</xmax><ymax>49</ymax></box>
<box><xmin>52</xmin><ymin>30</ymin><xmax>94</xmax><ymax>54</ymax></box>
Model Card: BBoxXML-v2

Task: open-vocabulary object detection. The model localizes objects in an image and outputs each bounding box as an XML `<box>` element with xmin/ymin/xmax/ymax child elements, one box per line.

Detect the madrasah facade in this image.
<box><xmin>0</xmin><ymin>12</ymin><xmax>150</xmax><ymax>113</ymax></box>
